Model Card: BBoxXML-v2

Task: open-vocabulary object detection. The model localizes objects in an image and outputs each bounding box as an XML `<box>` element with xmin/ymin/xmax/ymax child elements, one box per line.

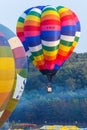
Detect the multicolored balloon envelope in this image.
<box><xmin>0</xmin><ymin>24</ymin><xmax>28</xmax><ymax>127</ymax></box>
<box><xmin>16</xmin><ymin>5</ymin><xmax>81</xmax><ymax>82</ymax></box>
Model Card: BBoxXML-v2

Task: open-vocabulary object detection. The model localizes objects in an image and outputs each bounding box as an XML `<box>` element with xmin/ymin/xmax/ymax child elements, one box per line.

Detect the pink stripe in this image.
<box><xmin>12</xmin><ymin>47</ymin><xmax>26</xmax><ymax>58</ymax></box>
<box><xmin>45</xmin><ymin>64</ymin><xmax>54</xmax><ymax>70</ymax></box>
<box><xmin>19</xmin><ymin>36</ymin><xmax>25</xmax><ymax>42</ymax></box>
<box><xmin>41</xmin><ymin>25</ymin><xmax>61</xmax><ymax>31</ymax></box>
<box><xmin>0</xmin><ymin>32</ymin><xmax>4</xmax><ymax>36</ymax></box>
<box><xmin>24</xmin><ymin>31</ymin><xmax>40</xmax><ymax>37</ymax></box>
<box><xmin>72</xmin><ymin>12</ymin><xmax>79</xmax><ymax>22</ymax></box>
<box><xmin>55</xmin><ymin>59</ymin><xmax>63</xmax><ymax>66</ymax></box>
<box><xmin>61</xmin><ymin>20</ymin><xmax>76</xmax><ymax>26</ymax></box>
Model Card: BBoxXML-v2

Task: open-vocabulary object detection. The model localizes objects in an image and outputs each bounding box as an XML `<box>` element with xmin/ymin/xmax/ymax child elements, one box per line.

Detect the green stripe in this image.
<box><xmin>32</xmin><ymin>49</ymin><xmax>43</xmax><ymax>56</ymax></box>
<box><xmin>56</xmin><ymin>6</ymin><xmax>64</xmax><ymax>11</ymax></box>
<box><xmin>28</xmin><ymin>11</ymin><xmax>41</xmax><ymax>18</ymax></box>
<box><xmin>60</xmin><ymin>40</ymin><xmax>73</xmax><ymax>46</ymax></box>
<box><xmin>18</xmin><ymin>17</ymin><xmax>25</xmax><ymax>23</ymax></box>
<box><xmin>0</xmin><ymin>46</ymin><xmax>13</xmax><ymax>57</ymax></box>
<box><xmin>29</xmin><ymin>55</ymin><xmax>34</xmax><ymax>61</ymax></box>
<box><xmin>42</xmin><ymin>7</ymin><xmax>57</xmax><ymax>13</ymax></box>
<box><xmin>74</xmin><ymin>36</ymin><xmax>79</xmax><ymax>42</ymax></box>
<box><xmin>16</xmin><ymin>69</ymin><xmax>28</xmax><ymax>78</ymax></box>
<box><xmin>42</xmin><ymin>45</ymin><xmax>58</xmax><ymax>51</ymax></box>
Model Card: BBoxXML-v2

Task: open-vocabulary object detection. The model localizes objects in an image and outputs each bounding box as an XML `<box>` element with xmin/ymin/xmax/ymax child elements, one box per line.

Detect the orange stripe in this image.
<box><xmin>44</xmin><ymin>55</ymin><xmax>57</xmax><ymax>60</ymax></box>
<box><xmin>60</xmin><ymin>10</ymin><xmax>72</xmax><ymax>17</ymax></box>
<box><xmin>41</xmin><ymin>14</ymin><xmax>60</xmax><ymax>21</ymax></box>
<box><xmin>0</xmin><ymin>110</ymin><xmax>11</xmax><ymax>122</ymax></box>
<box><xmin>0</xmin><ymin>92</ymin><xmax>12</xmax><ymax>110</ymax></box>
<box><xmin>16</xmin><ymin>27</ymin><xmax>24</xmax><ymax>32</ymax></box>
<box><xmin>36</xmin><ymin>60</ymin><xmax>45</xmax><ymax>66</ymax></box>
<box><xmin>24</xmin><ymin>20</ymin><xmax>40</xmax><ymax>26</ymax></box>
<box><xmin>58</xmin><ymin>49</ymin><xmax>68</xmax><ymax>56</ymax></box>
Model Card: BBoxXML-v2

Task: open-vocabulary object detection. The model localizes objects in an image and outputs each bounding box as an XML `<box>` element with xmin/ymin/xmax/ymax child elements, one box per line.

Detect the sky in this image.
<box><xmin>0</xmin><ymin>0</ymin><xmax>87</xmax><ymax>53</ymax></box>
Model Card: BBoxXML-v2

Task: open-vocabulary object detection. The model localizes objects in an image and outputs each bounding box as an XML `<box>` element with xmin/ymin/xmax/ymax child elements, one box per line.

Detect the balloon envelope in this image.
<box><xmin>0</xmin><ymin>24</ymin><xmax>28</xmax><ymax>127</ymax></box>
<box><xmin>16</xmin><ymin>5</ymin><xmax>81</xmax><ymax>81</ymax></box>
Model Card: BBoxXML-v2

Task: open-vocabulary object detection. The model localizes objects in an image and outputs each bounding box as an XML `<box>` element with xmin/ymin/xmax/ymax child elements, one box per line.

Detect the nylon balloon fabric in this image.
<box><xmin>16</xmin><ymin>5</ymin><xmax>81</xmax><ymax>81</ymax></box>
<box><xmin>0</xmin><ymin>24</ymin><xmax>28</xmax><ymax>127</ymax></box>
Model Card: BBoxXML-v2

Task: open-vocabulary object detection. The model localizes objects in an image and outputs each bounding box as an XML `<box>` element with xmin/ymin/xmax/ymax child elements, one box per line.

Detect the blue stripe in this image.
<box><xmin>15</xmin><ymin>57</ymin><xmax>28</xmax><ymax>68</ymax></box>
<box><xmin>54</xmin><ymin>64</ymin><xmax>60</xmax><ymax>70</ymax></box>
<box><xmin>61</xmin><ymin>25</ymin><xmax>76</xmax><ymax>36</ymax></box>
<box><xmin>22</xmin><ymin>41</ymin><xmax>29</xmax><ymax>51</ymax></box>
<box><xmin>0</xmin><ymin>36</ymin><xmax>10</xmax><ymax>46</ymax></box>
<box><xmin>41</xmin><ymin>31</ymin><xmax>60</xmax><ymax>41</ymax></box>
<box><xmin>0</xmin><ymin>24</ymin><xmax>15</xmax><ymax>40</ymax></box>
<box><xmin>24</xmin><ymin>6</ymin><xmax>45</xmax><ymax>15</ymax></box>
<box><xmin>25</xmin><ymin>36</ymin><xmax>41</xmax><ymax>47</ymax></box>
<box><xmin>54</xmin><ymin>61</ymin><xmax>65</xmax><ymax>70</ymax></box>
<box><xmin>76</xmin><ymin>22</ymin><xmax>81</xmax><ymax>31</ymax></box>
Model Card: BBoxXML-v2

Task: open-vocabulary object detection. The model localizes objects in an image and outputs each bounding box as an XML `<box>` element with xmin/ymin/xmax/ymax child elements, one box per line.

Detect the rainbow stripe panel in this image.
<box><xmin>16</xmin><ymin>5</ymin><xmax>81</xmax><ymax>76</ymax></box>
<box><xmin>0</xmin><ymin>24</ymin><xmax>28</xmax><ymax>127</ymax></box>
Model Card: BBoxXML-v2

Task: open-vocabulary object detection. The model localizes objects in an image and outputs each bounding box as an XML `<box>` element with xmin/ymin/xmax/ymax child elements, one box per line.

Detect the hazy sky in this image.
<box><xmin>0</xmin><ymin>0</ymin><xmax>87</xmax><ymax>53</ymax></box>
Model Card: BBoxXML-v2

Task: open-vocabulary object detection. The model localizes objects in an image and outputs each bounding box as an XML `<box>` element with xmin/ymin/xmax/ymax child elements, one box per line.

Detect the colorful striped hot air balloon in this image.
<box><xmin>0</xmin><ymin>24</ymin><xmax>28</xmax><ymax>127</ymax></box>
<box><xmin>16</xmin><ymin>5</ymin><xmax>81</xmax><ymax>91</ymax></box>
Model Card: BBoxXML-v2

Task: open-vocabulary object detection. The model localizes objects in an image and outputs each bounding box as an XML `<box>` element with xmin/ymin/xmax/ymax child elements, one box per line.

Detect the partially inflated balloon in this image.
<box><xmin>0</xmin><ymin>32</ymin><xmax>15</xmax><ymax>111</ymax></box>
<box><xmin>16</xmin><ymin>5</ymin><xmax>81</xmax><ymax>82</ymax></box>
<box><xmin>0</xmin><ymin>24</ymin><xmax>28</xmax><ymax>127</ymax></box>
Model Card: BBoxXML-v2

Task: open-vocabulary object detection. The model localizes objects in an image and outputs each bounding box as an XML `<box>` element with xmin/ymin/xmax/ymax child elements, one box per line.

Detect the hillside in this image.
<box><xmin>26</xmin><ymin>52</ymin><xmax>87</xmax><ymax>91</ymax></box>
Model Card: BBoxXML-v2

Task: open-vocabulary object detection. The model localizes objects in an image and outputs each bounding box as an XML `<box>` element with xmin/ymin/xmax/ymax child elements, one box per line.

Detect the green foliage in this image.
<box><xmin>26</xmin><ymin>52</ymin><xmax>87</xmax><ymax>91</ymax></box>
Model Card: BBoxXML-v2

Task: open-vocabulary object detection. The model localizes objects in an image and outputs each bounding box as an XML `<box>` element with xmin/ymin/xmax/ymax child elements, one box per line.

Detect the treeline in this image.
<box><xmin>9</xmin><ymin>52</ymin><xmax>87</xmax><ymax>125</ymax></box>
<box><xmin>26</xmin><ymin>52</ymin><xmax>87</xmax><ymax>91</ymax></box>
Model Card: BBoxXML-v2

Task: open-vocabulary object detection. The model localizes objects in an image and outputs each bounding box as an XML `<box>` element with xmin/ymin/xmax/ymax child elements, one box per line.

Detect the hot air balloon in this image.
<box><xmin>16</xmin><ymin>5</ymin><xmax>81</xmax><ymax>92</ymax></box>
<box><xmin>0</xmin><ymin>24</ymin><xmax>28</xmax><ymax>127</ymax></box>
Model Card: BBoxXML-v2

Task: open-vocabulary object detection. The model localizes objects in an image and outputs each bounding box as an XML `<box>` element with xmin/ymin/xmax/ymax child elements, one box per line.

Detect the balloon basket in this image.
<box><xmin>47</xmin><ymin>83</ymin><xmax>52</xmax><ymax>93</ymax></box>
<box><xmin>47</xmin><ymin>87</ymin><xmax>52</xmax><ymax>93</ymax></box>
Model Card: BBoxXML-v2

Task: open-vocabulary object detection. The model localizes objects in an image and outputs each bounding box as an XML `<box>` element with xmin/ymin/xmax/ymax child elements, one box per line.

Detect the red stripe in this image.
<box><xmin>17</xmin><ymin>32</ymin><xmax>24</xmax><ymax>37</ymax></box>
<box><xmin>37</xmin><ymin>65</ymin><xmax>46</xmax><ymax>70</ymax></box>
<box><xmin>24</xmin><ymin>26</ymin><xmax>40</xmax><ymax>31</ymax></box>
<box><xmin>41</xmin><ymin>20</ymin><xmax>60</xmax><ymax>25</ymax></box>
<box><xmin>55</xmin><ymin>54</ymin><xmax>66</xmax><ymax>65</ymax></box>
<box><xmin>45</xmin><ymin>59</ymin><xmax>56</xmax><ymax>64</ymax></box>
<box><xmin>61</xmin><ymin>15</ymin><xmax>73</xmax><ymax>22</ymax></box>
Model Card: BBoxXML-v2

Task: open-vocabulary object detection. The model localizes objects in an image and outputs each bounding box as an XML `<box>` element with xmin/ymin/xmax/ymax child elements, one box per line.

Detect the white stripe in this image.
<box><xmin>31</xmin><ymin>8</ymin><xmax>42</xmax><ymax>14</ymax></box>
<box><xmin>29</xmin><ymin>44</ymin><xmax>42</xmax><ymax>52</ymax></box>
<box><xmin>43</xmin><ymin>5</ymin><xmax>57</xmax><ymax>11</ymax></box>
<box><xmin>42</xmin><ymin>40</ymin><xmax>60</xmax><ymax>47</ymax></box>
<box><xmin>26</xmin><ymin>50</ymin><xmax>32</xmax><ymax>57</ymax></box>
<box><xmin>8</xmin><ymin>37</ymin><xmax>23</xmax><ymax>49</ymax></box>
<box><xmin>61</xmin><ymin>35</ymin><xmax>75</xmax><ymax>42</ymax></box>
<box><xmin>0</xmin><ymin>111</ymin><xmax>4</xmax><ymax>118</ymax></box>
<box><xmin>21</xmin><ymin>13</ymin><xmax>26</xmax><ymax>19</ymax></box>
<box><xmin>13</xmin><ymin>74</ymin><xmax>26</xmax><ymax>100</ymax></box>
<box><xmin>76</xmin><ymin>31</ymin><xmax>80</xmax><ymax>37</ymax></box>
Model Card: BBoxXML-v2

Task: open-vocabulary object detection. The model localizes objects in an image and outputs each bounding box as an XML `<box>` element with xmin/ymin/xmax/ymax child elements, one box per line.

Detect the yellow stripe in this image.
<box><xmin>59</xmin><ymin>44</ymin><xmax>71</xmax><ymax>52</ymax></box>
<box><xmin>32</xmin><ymin>60</ymin><xmax>37</xmax><ymax>66</ymax></box>
<box><xmin>17</xmin><ymin>22</ymin><xmax>24</xmax><ymax>27</ymax></box>
<box><xmin>43</xmin><ymin>49</ymin><xmax>58</xmax><ymax>56</ymax></box>
<box><xmin>72</xmin><ymin>41</ymin><xmax>77</xmax><ymax>47</ymax></box>
<box><xmin>48</xmin><ymin>125</ymin><xmax>55</xmax><ymax>130</ymax></box>
<box><xmin>58</xmin><ymin>8</ymin><xmax>69</xmax><ymax>13</ymax></box>
<box><xmin>34</xmin><ymin>55</ymin><xmax>44</xmax><ymax>61</ymax></box>
<box><xmin>6</xmin><ymin>98</ymin><xmax>18</xmax><ymax>112</ymax></box>
<box><xmin>0</xmin><ymin>80</ymin><xmax>15</xmax><ymax>92</ymax></box>
<box><xmin>0</xmin><ymin>58</ymin><xmax>15</xmax><ymax>69</ymax></box>
<box><xmin>42</xmin><ymin>10</ymin><xmax>58</xmax><ymax>17</ymax></box>
<box><xmin>0</xmin><ymin>70</ymin><xmax>15</xmax><ymax>80</ymax></box>
<box><xmin>25</xmin><ymin>15</ymin><xmax>40</xmax><ymax>22</ymax></box>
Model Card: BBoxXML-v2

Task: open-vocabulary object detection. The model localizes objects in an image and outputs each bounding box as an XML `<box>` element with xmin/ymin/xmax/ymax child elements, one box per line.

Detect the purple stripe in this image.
<box><xmin>15</xmin><ymin>57</ymin><xmax>28</xmax><ymax>69</ymax></box>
